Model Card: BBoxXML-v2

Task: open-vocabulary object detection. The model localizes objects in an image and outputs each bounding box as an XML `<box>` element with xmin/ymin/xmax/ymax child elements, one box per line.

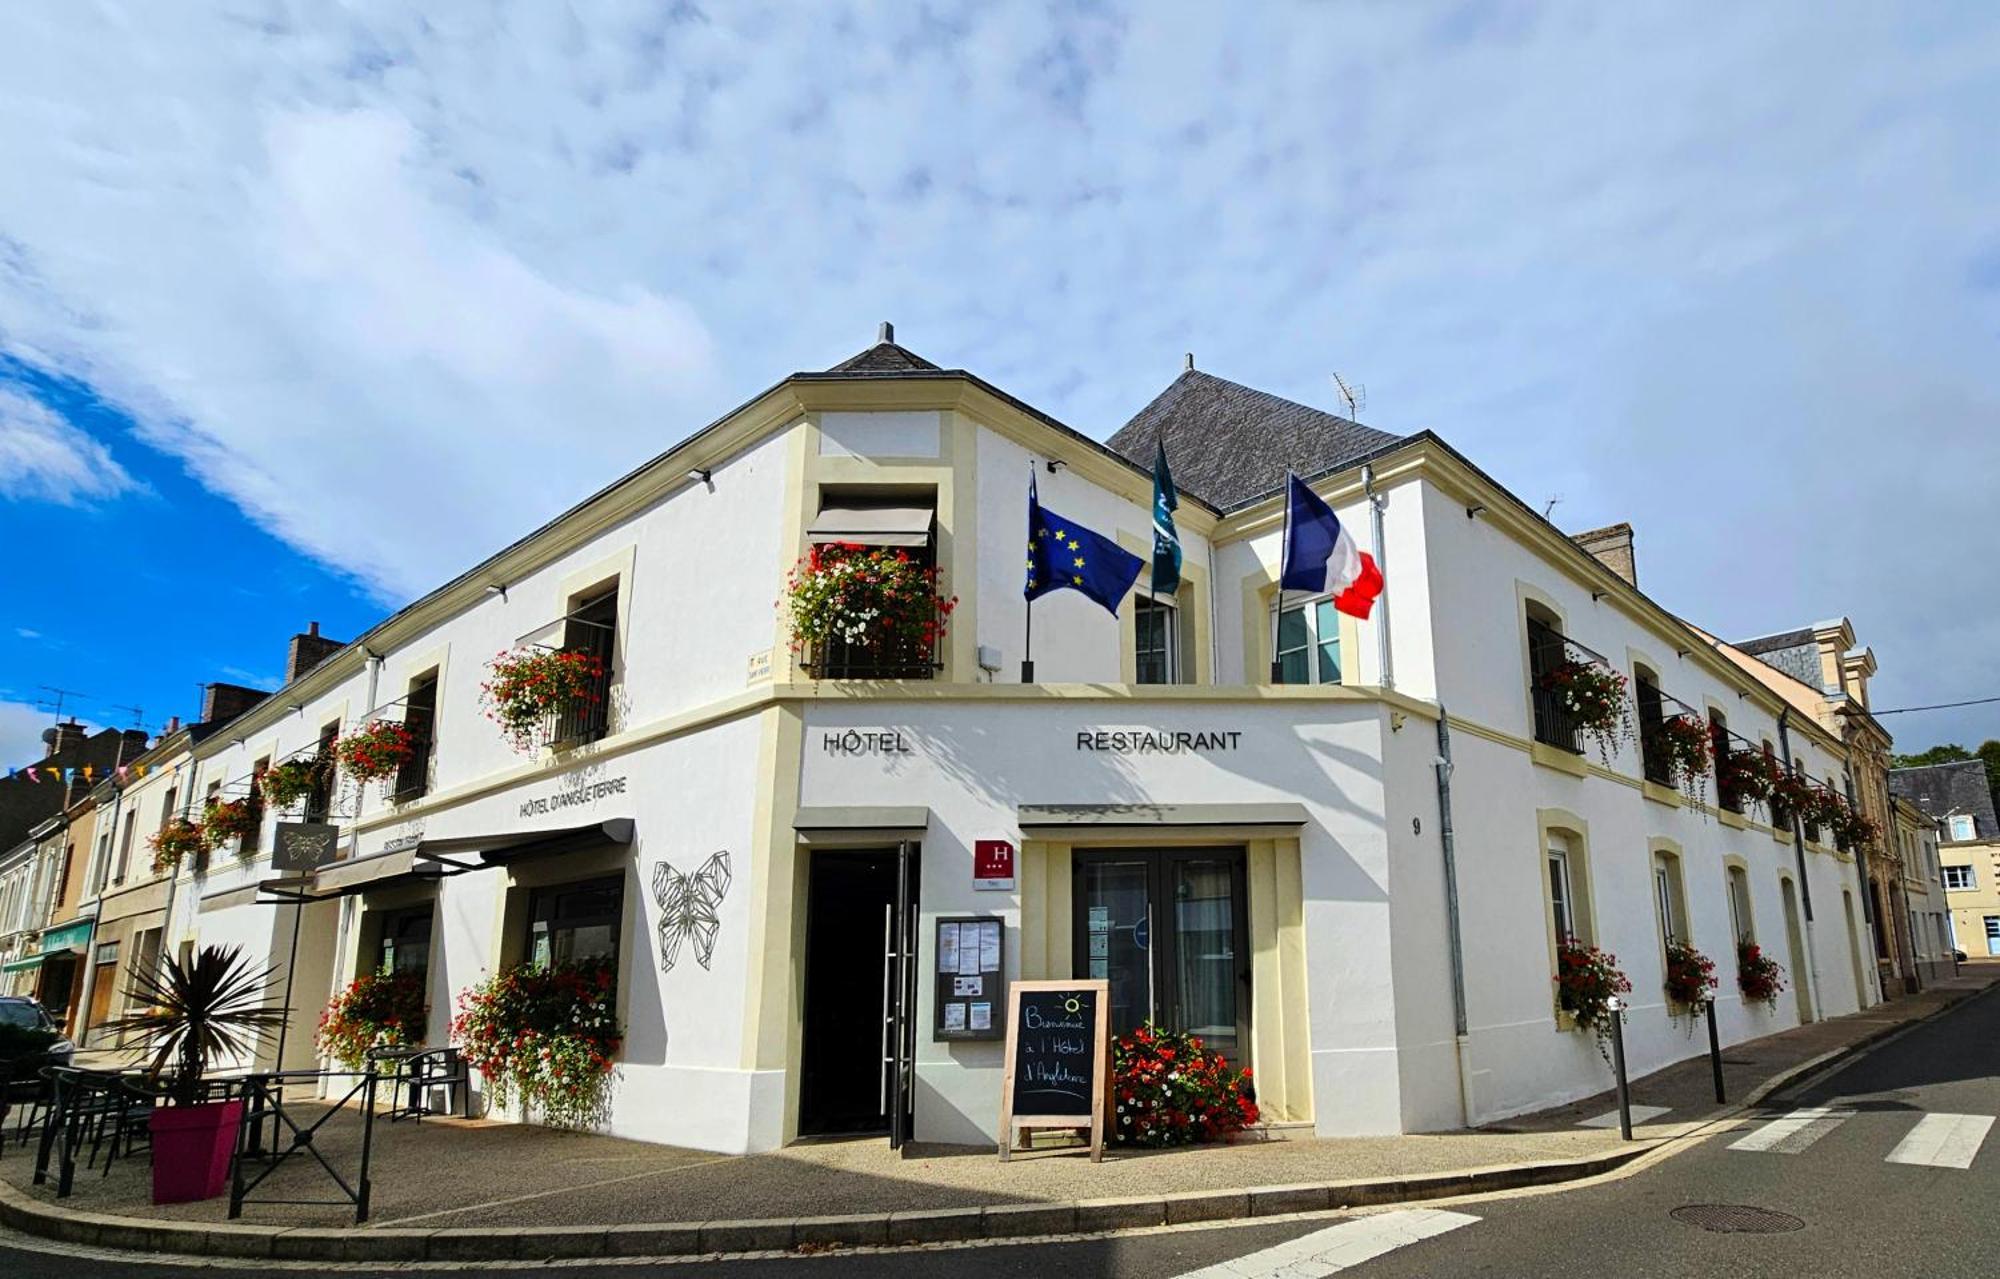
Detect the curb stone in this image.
<box><xmin>5</xmin><ymin>990</ymin><xmax>1981</xmax><ymax>1266</ymax></box>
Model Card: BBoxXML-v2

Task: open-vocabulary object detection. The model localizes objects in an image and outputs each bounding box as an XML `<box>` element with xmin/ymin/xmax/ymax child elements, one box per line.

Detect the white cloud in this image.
<box><xmin>0</xmin><ymin>5</ymin><xmax>1996</xmax><ymax>743</ymax></box>
<box><xmin>0</xmin><ymin>384</ymin><xmax>135</xmax><ymax>504</ymax></box>
<box><xmin>219</xmin><ymin>666</ymin><xmax>282</xmax><ymax>692</ymax></box>
<box><xmin>0</xmin><ymin>699</ymin><xmax>60</xmax><ymax>769</ymax></box>
<box><xmin>15</xmin><ymin>628</ymin><xmax>40</xmax><ymax>640</ymax></box>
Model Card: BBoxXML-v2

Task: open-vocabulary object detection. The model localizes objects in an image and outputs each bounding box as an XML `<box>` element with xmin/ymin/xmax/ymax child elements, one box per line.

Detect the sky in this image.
<box><xmin>1</xmin><ymin>3</ymin><xmax>1997</xmax><ymax>763</ymax></box>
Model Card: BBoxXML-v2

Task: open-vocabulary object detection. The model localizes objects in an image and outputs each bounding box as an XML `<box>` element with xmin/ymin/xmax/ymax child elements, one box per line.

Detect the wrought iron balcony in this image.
<box><xmin>1527</xmin><ymin>621</ymin><xmax>1614</xmax><ymax>755</ymax></box>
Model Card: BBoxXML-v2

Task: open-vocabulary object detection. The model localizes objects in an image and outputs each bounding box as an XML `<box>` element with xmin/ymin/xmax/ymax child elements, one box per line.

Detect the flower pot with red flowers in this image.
<box><xmin>1832</xmin><ymin>806</ymin><xmax>1880</xmax><ymax>854</ymax></box>
<box><xmin>782</xmin><ymin>542</ymin><xmax>958</xmax><ymax>679</ymax></box>
<box><xmin>317</xmin><ymin>970</ymin><xmax>428</xmax><ymax>1070</ymax></box>
<box><xmin>1769</xmin><ymin>771</ymin><xmax>1814</xmax><ymax>832</ymax></box>
<box><xmin>1646</xmin><ymin>713</ymin><xmax>1713</xmax><ymax>806</ymax></box>
<box><xmin>260</xmin><ymin>756</ymin><xmax>325</xmax><ymax>811</ymax></box>
<box><xmin>480</xmin><ymin>648</ymin><xmax>608</xmax><ymax>753</ymax></box>
<box><xmin>334</xmin><ymin>719</ymin><xmax>418</xmax><ymax>789</ymax></box>
<box><xmin>1109</xmin><ymin>1022</ymin><xmax>1259</xmax><ymax>1147</ymax></box>
<box><xmin>1536</xmin><ymin>659</ymin><xmax>1633</xmax><ymax>764</ymax></box>
<box><xmin>1663</xmin><ymin>939</ymin><xmax>1718</xmax><ymax>1031</ymax></box>
<box><xmin>1717</xmin><ymin>748</ymin><xmax>1780</xmax><ymax>816</ymax></box>
<box><xmin>1737</xmin><ymin>940</ymin><xmax>1786</xmax><ymax>1011</ymax></box>
<box><xmin>453</xmin><ymin>956</ymin><xmax>621</xmax><ymax>1130</ymax></box>
<box><xmin>148</xmin><ymin>818</ymin><xmax>205</xmax><ymax>875</ymax></box>
<box><xmin>1555</xmin><ymin>936</ymin><xmax>1632</xmax><ymax>1064</ymax></box>
<box><xmin>200</xmin><ymin>797</ymin><xmax>260</xmax><ymax>857</ymax></box>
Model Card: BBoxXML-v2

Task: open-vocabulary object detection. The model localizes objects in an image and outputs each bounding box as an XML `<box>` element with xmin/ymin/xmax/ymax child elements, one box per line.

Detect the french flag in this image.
<box><xmin>1279</xmin><ymin>473</ymin><xmax>1384</xmax><ymax>619</ymax></box>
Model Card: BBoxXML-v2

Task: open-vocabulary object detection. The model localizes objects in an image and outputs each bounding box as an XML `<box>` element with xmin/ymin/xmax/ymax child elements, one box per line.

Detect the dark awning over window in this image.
<box><xmin>806</xmin><ymin>501</ymin><xmax>934</xmax><ymax>547</ymax></box>
<box><xmin>413</xmin><ymin>818</ymin><xmax>635</xmax><ymax>875</ymax></box>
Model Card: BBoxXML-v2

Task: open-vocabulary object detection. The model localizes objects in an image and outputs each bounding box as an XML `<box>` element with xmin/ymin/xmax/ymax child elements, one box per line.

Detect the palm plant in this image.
<box><xmin>103</xmin><ymin>944</ymin><xmax>290</xmax><ymax>1104</ymax></box>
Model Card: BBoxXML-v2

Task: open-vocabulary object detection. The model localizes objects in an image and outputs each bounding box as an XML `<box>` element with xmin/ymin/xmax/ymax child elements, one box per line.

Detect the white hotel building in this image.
<box><xmin>139</xmin><ymin>329</ymin><xmax>1874</xmax><ymax>1154</ymax></box>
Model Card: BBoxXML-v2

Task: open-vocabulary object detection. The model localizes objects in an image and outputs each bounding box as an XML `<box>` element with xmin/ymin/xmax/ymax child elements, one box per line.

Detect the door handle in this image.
<box><xmin>880</xmin><ymin>904</ymin><xmax>893</xmax><ymax>1114</ymax></box>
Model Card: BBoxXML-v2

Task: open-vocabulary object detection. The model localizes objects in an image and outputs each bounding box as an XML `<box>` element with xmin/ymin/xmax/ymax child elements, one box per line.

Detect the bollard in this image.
<box><xmin>1607</xmin><ymin>995</ymin><xmax>1632</xmax><ymax>1141</ymax></box>
<box><xmin>1705</xmin><ymin>998</ymin><xmax>1726</xmax><ymax>1104</ymax></box>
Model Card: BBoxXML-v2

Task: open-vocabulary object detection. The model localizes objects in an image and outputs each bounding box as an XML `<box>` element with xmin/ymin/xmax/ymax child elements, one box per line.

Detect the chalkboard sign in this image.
<box><xmin>998</xmin><ymin>979</ymin><xmax>1109</xmax><ymax>1162</ymax></box>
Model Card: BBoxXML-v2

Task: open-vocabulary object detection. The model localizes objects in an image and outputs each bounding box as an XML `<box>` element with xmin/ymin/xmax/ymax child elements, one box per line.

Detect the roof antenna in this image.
<box><xmin>1543</xmin><ymin>494</ymin><xmax>1563</xmax><ymax>520</ymax></box>
<box><xmin>1331</xmin><ymin>372</ymin><xmax>1365</xmax><ymax>420</ymax></box>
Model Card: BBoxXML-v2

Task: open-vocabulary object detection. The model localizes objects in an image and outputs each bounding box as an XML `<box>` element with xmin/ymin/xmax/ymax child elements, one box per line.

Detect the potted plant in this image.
<box><xmin>1110</xmin><ymin>1022</ymin><xmax>1258</xmax><ymax>1147</ymax></box>
<box><xmin>781</xmin><ymin>542</ymin><xmax>957</xmax><ymax>677</ymax></box>
<box><xmin>316</xmin><ymin>970</ymin><xmax>428</xmax><ymax>1070</ymax></box>
<box><xmin>1769</xmin><ymin>770</ymin><xmax>1814</xmax><ymax>832</ymax></box>
<box><xmin>1716</xmin><ymin>748</ymin><xmax>1779</xmax><ymax>816</ymax></box>
<box><xmin>1536</xmin><ymin>659</ymin><xmax>1632</xmax><ymax>764</ymax></box>
<box><xmin>1646</xmin><ymin>713</ymin><xmax>1712</xmax><ymax>806</ymax></box>
<box><xmin>333</xmin><ymin>719</ymin><xmax>417</xmax><ymax>787</ymax></box>
<box><xmin>452</xmin><ymin>955</ymin><xmax>621</xmax><ymax>1130</ymax></box>
<box><xmin>148</xmin><ymin>818</ymin><xmax>206</xmax><ymax>875</ymax></box>
<box><xmin>102</xmin><ymin>945</ymin><xmax>288</xmax><ymax>1204</ymax></box>
<box><xmin>1663</xmin><ymin>939</ymin><xmax>1718</xmax><ymax>1031</ymax></box>
<box><xmin>1832</xmin><ymin>806</ymin><xmax>1880</xmax><ymax>854</ymax></box>
<box><xmin>1555</xmin><ymin>935</ymin><xmax>1632</xmax><ymax>1064</ymax></box>
<box><xmin>1737</xmin><ymin>940</ymin><xmax>1786</xmax><ymax>1011</ymax></box>
<box><xmin>480</xmin><ymin>648</ymin><xmax>607</xmax><ymax>753</ymax></box>
<box><xmin>200</xmin><ymin>797</ymin><xmax>259</xmax><ymax>856</ymax></box>
<box><xmin>260</xmin><ymin>756</ymin><xmax>325</xmax><ymax>811</ymax></box>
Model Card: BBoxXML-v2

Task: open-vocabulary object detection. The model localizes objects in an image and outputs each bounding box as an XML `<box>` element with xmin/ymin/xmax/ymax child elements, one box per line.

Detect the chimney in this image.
<box><xmin>1185</xmin><ymin>352</ymin><xmax>1195</xmax><ymax>372</ymax></box>
<box><xmin>878</xmin><ymin>321</ymin><xmax>894</xmax><ymax>344</ymax></box>
<box><xmin>202</xmin><ymin>682</ymin><xmax>267</xmax><ymax>727</ymax></box>
<box><xmin>1572</xmin><ymin>523</ymin><xmax>1637</xmax><ymax>588</ymax></box>
<box><xmin>286</xmin><ymin>621</ymin><xmax>346</xmax><ymax>684</ymax></box>
<box><xmin>163</xmin><ymin>715</ymin><xmax>181</xmax><ymax>738</ymax></box>
<box><xmin>41</xmin><ymin>719</ymin><xmax>88</xmax><ymax>760</ymax></box>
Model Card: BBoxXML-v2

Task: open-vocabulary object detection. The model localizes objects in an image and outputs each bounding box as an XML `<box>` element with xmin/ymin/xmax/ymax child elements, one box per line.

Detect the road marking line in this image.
<box><xmin>1727</xmin><ymin>1107</ymin><xmax>1851</xmax><ymax>1153</ymax></box>
<box><xmin>1171</xmin><ymin>1207</ymin><xmax>1478</xmax><ymax>1278</ymax></box>
<box><xmin>1579</xmin><ymin>1104</ymin><xmax>1672</xmax><ymax>1128</ymax></box>
<box><xmin>1886</xmin><ymin>1113</ymin><xmax>1995</xmax><ymax>1170</ymax></box>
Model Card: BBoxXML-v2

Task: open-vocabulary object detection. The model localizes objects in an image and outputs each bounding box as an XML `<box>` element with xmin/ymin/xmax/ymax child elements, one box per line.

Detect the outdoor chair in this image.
<box><xmin>1</xmin><ymin>1057</ymin><xmax>55</xmax><ymax>1154</ymax></box>
<box><xmin>368</xmin><ymin>1045</ymin><xmax>473</xmax><ymax>1122</ymax></box>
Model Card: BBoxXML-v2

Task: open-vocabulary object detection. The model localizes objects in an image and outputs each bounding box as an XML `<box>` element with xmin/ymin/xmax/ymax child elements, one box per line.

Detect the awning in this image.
<box><xmin>1</xmin><ymin>953</ymin><xmax>44</xmax><ymax>974</ymax></box>
<box><xmin>39</xmin><ymin>919</ymin><xmax>93</xmax><ymax>952</ymax></box>
<box><xmin>295</xmin><ymin>847</ymin><xmax>443</xmax><ymax>900</ymax></box>
<box><xmin>1016</xmin><ymin>803</ymin><xmax>1311</xmax><ymax>841</ymax></box>
<box><xmin>794</xmin><ymin>806</ymin><xmax>930</xmax><ymax>845</ymax></box>
<box><xmin>806</xmin><ymin>501</ymin><xmax>935</xmax><ymax>547</ymax></box>
<box><xmin>413</xmin><ymin>818</ymin><xmax>635</xmax><ymax>875</ymax></box>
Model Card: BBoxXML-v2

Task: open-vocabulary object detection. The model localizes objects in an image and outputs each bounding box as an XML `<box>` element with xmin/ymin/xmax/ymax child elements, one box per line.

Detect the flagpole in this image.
<box><xmin>1021</xmin><ymin>462</ymin><xmax>1036</xmax><ymax>684</ymax></box>
<box><xmin>1270</xmin><ymin>469</ymin><xmax>1291</xmax><ymax>684</ymax></box>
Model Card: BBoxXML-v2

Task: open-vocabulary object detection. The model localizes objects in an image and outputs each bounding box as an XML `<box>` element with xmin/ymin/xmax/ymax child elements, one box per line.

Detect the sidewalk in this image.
<box><xmin>4</xmin><ymin>965</ymin><xmax>1992</xmax><ymax>1261</ymax></box>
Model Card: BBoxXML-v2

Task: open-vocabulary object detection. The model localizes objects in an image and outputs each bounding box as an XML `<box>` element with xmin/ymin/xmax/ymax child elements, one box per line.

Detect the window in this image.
<box><xmin>557</xmin><ymin>588</ymin><xmax>617</xmax><ymax>743</ymax></box>
<box><xmin>243</xmin><ymin>758</ymin><xmax>267</xmax><ymax>854</ymax></box>
<box><xmin>1796</xmin><ymin>760</ymin><xmax>1820</xmax><ymax>844</ymax></box>
<box><xmin>1635</xmin><ymin>669</ymin><xmax>1668</xmax><ymax>785</ymax></box>
<box><xmin>91</xmin><ymin>831</ymin><xmax>111</xmax><ymax>895</ymax></box>
<box><xmin>1986</xmin><ymin>916</ymin><xmax>2000</xmax><ymax>957</ymax></box>
<box><xmin>394</xmin><ymin>673</ymin><xmax>438</xmax><ymax>803</ymax></box>
<box><xmin>1547</xmin><ymin>832</ymin><xmax>1580</xmax><ymax>944</ymax></box>
<box><xmin>1710</xmin><ymin>710</ymin><xmax>1738</xmax><ymax>813</ymax></box>
<box><xmin>376</xmin><ymin>905</ymin><xmax>433</xmax><ymax>976</ymax></box>
<box><xmin>1949</xmin><ymin>814</ymin><xmax>1976</xmax><ymax>841</ymax></box>
<box><xmin>1944</xmin><ymin>865</ymin><xmax>1976</xmax><ymax>890</ymax></box>
<box><xmin>526</xmin><ymin>875</ymin><xmax>623</xmax><ymax>971</ymax></box>
<box><xmin>1135</xmin><ymin>596</ymin><xmax>1181</xmax><ymax>685</ymax></box>
<box><xmin>305</xmin><ymin>722</ymin><xmax>340</xmax><ymax>823</ymax></box>
<box><xmin>1274</xmin><ymin>598</ymin><xmax>1342</xmax><ymax>686</ymax></box>
<box><xmin>159</xmin><ymin>787</ymin><xmax>178</xmax><ymax>832</ymax></box>
<box><xmin>115</xmin><ymin>809</ymin><xmax>137</xmax><ymax>884</ymax></box>
<box><xmin>1727</xmin><ymin>866</ymin><xmax>1755</xmax><ymax>943</ymax></box>
<box><xmin>1525</xmin><ymin>610</ymin><xmax>1579</xmax><ymax>752</ymax></box>
<box><xmin>1653</xmin><ymin>854</ymin><xmax>1687</xmax><ymax>947</ymax></box>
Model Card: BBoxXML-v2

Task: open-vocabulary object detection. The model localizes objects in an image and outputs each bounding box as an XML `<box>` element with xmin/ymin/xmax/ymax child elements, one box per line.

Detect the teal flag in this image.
<box><xmin>1151</xmin><ymin>442</ymin><xmax>1182</xmax><ymax>595</ymax></box>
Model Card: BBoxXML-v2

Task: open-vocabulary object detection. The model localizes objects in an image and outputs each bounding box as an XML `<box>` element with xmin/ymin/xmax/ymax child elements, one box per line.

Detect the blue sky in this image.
<box><xmin>2</xmin><ymin>3</ymin><xmax>1998</xmax><ymax>761</ymax></box>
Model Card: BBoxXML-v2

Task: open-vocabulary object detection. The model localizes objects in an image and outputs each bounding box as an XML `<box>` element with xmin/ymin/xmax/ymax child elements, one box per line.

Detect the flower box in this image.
<box><xmin>783</xmin><ymin>543</ymin><xmax>956</xmax><ymax>679</ymax></box>
<box><xmin>200</xmin><ymin>797</ymin><xmax>260</xmax><ymax>856</ymax></box>
<box><xmin>480</xmin><ymin>648</ymin><xmax>608</xmax><ymax>753</ymax></box>
<box><xmin>318</xmin><ymin>970</ymin><xmax>428</xmax><ymax>1070</ymax></box>
<box><xmin>1663</xmin><ymin>939</ymin><xmax>1717</xmax><ymax>1028</ymax></box>
<box><xmin>261</xmin><ymin>757</ymin><xmax>326</xmax><ymax>811</ymax></box>
<box><xmin>1110</xmin><ymin>1022</ymin><xmax>1258</xmax><ymax>1147</ymax></box>
<box><xmin>1536</xmin><ymin>659</ymin><xmax>1632</xmax><ymax>763</ymax></box>
<box><xmin>1737</xmin><ymin>940</ymin><xmax>1786</xmax><ymax>1010</ymax></box>
<box><xmin>334</xmin><ymin>719</ymin><xmax>418</xmax><ymax>785</ymax></box>
<box><xmin>1646</xmin><ymin>713</ymin><xmax>1713</xmax><ymax>806</ymax></box>
<box><xmin>452</xmin><ymin>956</ymin><xmax>621</xmax><ymax>1130</ymax></box>
<box><xmin>148</xmin><ymin>818</ymin><xmax>206</xmax><ymax>874</ymax></box>
<box><xmin>1555</xmin><ymin>935</ymin><xmax>1631</xmax><ymax>1063</ymax></box>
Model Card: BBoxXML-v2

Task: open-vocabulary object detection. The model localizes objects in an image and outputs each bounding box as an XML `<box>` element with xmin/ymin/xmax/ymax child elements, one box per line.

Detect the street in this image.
<box><xmin>3</xmin><ymin>985</ymin><xmax>1993</xmax><ymax>1277</ymax></box>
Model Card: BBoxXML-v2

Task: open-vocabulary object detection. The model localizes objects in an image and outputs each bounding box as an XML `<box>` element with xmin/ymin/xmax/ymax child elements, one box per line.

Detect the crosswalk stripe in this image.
<box><xmin>1886</xmin><ymin>1113</ymin><xmax>1994</xmax><ymax>1170</ymax></box>
<box><xmin>1580</xmin><ymin>1104</ymin><xmax>1672</xmax><ymax>1128</ymax></box>
<box><xmin>1171</xmin><ymin>1208</ymin><xmax>1479</xmax><ymax>1278</ymax></box>
<box><xmin>1727</xmin><ymin>1107</ymin><xmax>1851</xmax><ymax>1153</ymax></box>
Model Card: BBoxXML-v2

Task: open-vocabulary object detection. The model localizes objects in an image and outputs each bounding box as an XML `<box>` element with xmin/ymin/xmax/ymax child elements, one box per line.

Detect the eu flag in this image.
<box><xmin>1025</xmin><ymin>473</ymin><xmax>1144</xmax><ymax>617</ymax></box>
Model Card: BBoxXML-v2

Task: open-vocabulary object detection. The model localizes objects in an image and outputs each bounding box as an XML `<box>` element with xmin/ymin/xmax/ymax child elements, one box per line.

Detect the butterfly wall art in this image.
<box><xmin>653</xmin><ymin>850</ymin><xmax>732</xmax><ymax>973</ymax></box>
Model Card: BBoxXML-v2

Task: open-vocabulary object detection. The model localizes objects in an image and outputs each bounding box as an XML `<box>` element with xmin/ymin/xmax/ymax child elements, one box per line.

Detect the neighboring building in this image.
<box><xmin>1724</xmin><ymin>620</ymin><xmax>1907</xmax><ymax>997</ymax></box>
<box><xmin>164</xmin><ymin>331</ymin><xmax>1871</xmax><ymax>1155</ymax></box>
<box><xmin>0</xmin><ymin>720</ymin><xmax>152</xmax><ymax>852</ymax></box>
<box><xmin>1892</xmin><ymin>758</ymin><xmax>2000</xmax><ymax>959</ymax></box>
<box><xmin>1892</xmin><ymin>795</ymin><xmax>1952</xmax><ymax>983</ymax></box>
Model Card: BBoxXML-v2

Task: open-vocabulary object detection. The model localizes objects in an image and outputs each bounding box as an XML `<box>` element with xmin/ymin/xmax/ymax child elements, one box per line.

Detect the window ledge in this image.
<box><xmin>1641</xmin><ymin>781</ymin><xmax>1682</xmax><ymax>809</ymax></box>
<box><xmin>1554</xmin><ymin>1008</ymin><xmax>1580</xmax><ymax>1033</ymax></box>
<box><xmin>1531</xmin><ymin>742</ymin><xmax>1588</xmax><ymax>779</ymax></box>
<box><xmin>1772</xmin><ymin>827</ymin><xmax>1793</xmax><ymax>846</ymax></box>
<box><xmin>1718</xmin><ymin>809</ymin><xmax>1749</xmax><ymax>832</ymax></box>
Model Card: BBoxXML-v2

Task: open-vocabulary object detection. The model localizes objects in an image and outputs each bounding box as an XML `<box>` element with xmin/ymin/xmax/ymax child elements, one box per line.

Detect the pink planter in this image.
<box><xmin>149</xmin><ymin>1099</ymin><xmax>243</xmax><ymax>1204</ymax></box>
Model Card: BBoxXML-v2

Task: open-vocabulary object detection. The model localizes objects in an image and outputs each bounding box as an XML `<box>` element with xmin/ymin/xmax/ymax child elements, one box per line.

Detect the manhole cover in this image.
<box><xmin>1671</xmin><ymin>1204</ymin><xmax>1805</xmax><ymax>1234</ymax></box>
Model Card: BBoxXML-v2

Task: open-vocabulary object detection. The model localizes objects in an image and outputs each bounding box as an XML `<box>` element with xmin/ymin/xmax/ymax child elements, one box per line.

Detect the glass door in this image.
<box><xmin>1073</xmin><ymin>849</ymin><xmax>1249</xmax><ymax>1064</ymax></box>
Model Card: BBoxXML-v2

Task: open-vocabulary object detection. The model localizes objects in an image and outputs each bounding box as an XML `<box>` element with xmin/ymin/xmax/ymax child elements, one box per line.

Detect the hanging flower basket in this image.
<box><xmin>1110</xmin><ymin>1022</ymin><xmax>1259</xmax><ymax>1147</ymax></box>
<box><xmin>1737</xmin><ymin>940</ymin><xmax>1786</xmax><ymax>1011</ymax></box>
<box><xmin>480</xmin><ymin>648</ymin><xmax>606</xmax><ymax>753</ymax></box>
<box><xmin>1769</xmin><ymin>771</ymin><xmax>1814</xmax><ymax>830</ymax></box>
<box><xmin>453</xmin><ymin>956</ymin><xmax>622</xmax><ymax>1130</ymax></box>
<box><xmin>200</xmin><ymin>797</ymin><xmax>260</xmax><ymax>856</ymax></box>
<box><xmin>317</xmin><ymin>970</ymin><xmax>428</xmax><ymax>1071</ymax></box>
<box><xmin>1716</xmin><ymin>748</ymin><xmax>1780</xmax><ymax>815</ymax></box>
<box><xmin>1663</xmin><ymin>939</ymin><xmax>1718</xmax><ymax>1031</ymax></box>
<box><xmin>1796</xmin><ymin>783</ymin><xmax>1847</xmax><ymax>843</ymax></box>
<box><xmin>149</xmin><ymin>818</ymin><xmax>205</xmax><ymax>874</ymax></box>
<box><xmin>781</xmin><ymin>542</ymin><xmax>957</xmax><ymax>676</ymax></box>
<box><xmin>334</xmin><ymin>719</ymin><xmax>417</xmax><ymax>784</ymax></box>
<box><xmin>261</xmin><ymin>757</ymin><xmax>325</xmax><ymax>811</ymax></box>
<box><xmin>1646</xmin><ymin>713</ymin><xmax>1712</xmax><ymax>806</ymax></box>
<box><xmin>1536</xmin><ymin>659</ymin><xmax>1632</xmax><ymax>764</ymax></box>
<box><xmin>1555</xmin><ymin>935</ymin><xmax>1632</xmax><ymax>1065</ymax></box>
<box><xmin>1832</xmin><ymin>805</ymin><xmax>1880</xmax><ymax>854</ymax></box>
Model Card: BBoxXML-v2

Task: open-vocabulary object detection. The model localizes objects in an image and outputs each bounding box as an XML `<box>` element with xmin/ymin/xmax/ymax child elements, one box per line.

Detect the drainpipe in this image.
<box><xmin>1433</xmin><ymin>709</ymin><xmax>1473</xmax><ymax>1126</ymax></box>
<box><xmin>1860</xmin><ymin>768</ymin><xmax>1889</xmax><ymax>1004</ymax></box>
<box><xmin>1362</xmin><ymin>465</ymin><xmax>1393</xmax><ymax>690</ymax></box>
<box><xmin>1775</xmin><ymin>710</ymin><xmax>1825</xmax><ymax>1022</ymax></box>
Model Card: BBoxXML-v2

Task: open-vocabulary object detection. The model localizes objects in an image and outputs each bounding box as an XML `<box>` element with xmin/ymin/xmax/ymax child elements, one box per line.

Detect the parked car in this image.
<box><xmin>0</xmin><ymin>996</ymin><xmax>76</xmax><ymax>1083</ymax></box>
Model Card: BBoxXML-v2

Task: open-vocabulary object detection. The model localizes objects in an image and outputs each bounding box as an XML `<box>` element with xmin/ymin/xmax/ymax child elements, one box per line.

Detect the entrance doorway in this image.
<box><xmin>799</xmin><ymin>848</ymin><xmax>918</xmax><ymax>1140</ymax></box>
<box><xmin>1072</xmin><ymin>849</ymin><xmax>1250</xmax><ymax>1063</ymax></box>
<box><xmin>1781</xmin><ymin>877</ymin><xmax>1814</xmax><ymax>1023</ymax></box>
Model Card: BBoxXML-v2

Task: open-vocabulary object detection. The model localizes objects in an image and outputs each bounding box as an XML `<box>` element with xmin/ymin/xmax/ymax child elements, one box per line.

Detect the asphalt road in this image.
<box><xmin>2</xmin><ymin>986</ymin><xmax>1993</xmax><ymax>1277</ymax></box>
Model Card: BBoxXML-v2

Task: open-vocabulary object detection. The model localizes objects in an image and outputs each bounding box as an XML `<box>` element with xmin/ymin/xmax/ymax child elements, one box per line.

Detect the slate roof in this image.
<box><xmin>1105</xmin><ymin>370</ymin><xmax>1406</xmax><ymax>510</ymax></box>
<box><xmin>1889</xmin><ymin>759</ymin><xmax>2000</xmax><ymax>840</ymax></box>
<box><xmin>1734</xmin><ymin>627</ymin><xmax>1816</xmax><ymax>655</ymax></box>
<box><xmin>824</xmin><ymin>341</ymin><xmax>942</xmax><ymax>374</ymax></box>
